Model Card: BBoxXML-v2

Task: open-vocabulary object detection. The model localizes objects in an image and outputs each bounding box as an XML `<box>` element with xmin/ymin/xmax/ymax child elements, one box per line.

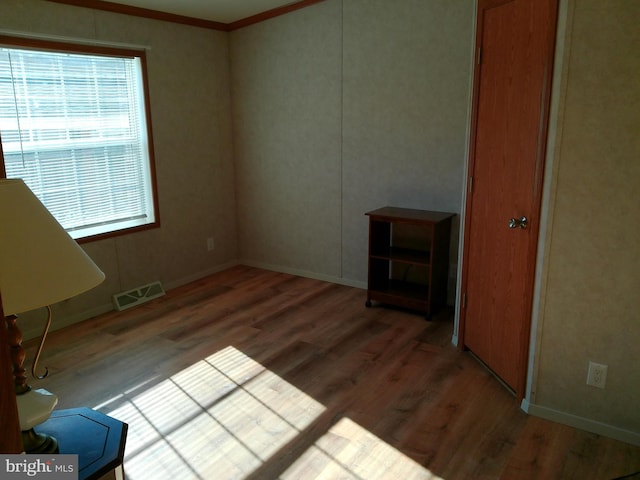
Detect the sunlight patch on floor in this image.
<box><xmin>105</xmin><ymin>346</ymin><xmax>325</xmax><ymax>479</ymax></box>
<box><xmin>282</xmin><ymin>417</ymin><xmax>442</xmax><ymax>480</ymax></box>
<box><xmin>102</xmin><ymin>346</ymin><xmax>441</xmax><ymax>479</ymax></box>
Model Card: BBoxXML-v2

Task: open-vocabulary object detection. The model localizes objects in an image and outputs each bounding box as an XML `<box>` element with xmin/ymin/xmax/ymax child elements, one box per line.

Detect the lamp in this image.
<box><xmin>0</xmin><ymin>178</ymin><xmax>105</xmax><ymax>453</ymax></box>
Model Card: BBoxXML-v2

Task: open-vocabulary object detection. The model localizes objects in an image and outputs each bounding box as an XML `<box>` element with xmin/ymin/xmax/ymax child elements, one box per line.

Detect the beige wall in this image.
<box><xmin>230</xmin><ymin>1</ymin><xmax>344</xmax><ymax>279</ymax></box>
<box><xmin>341</xmin><ymin>0</ymin><xmax>473</xmax><ymax>284</ymax></box>
<box><xmin>232</xmin><ymin>0</ymin><xmax>474</xmax><ymax>288</ymax></box>
<box><xmin>0</xmin><ymin>0</ymin><xmax>237</xmax><ymax>338</ymax></box>
<box><xmin>530</xmin><ymin>0</ymin><xmax>640</xmax><ymax>439</ymax></box>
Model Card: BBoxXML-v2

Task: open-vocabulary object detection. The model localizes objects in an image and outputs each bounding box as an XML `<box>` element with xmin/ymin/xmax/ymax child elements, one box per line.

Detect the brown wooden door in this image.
<box><xmin>460</xmin><ymin>0</ymin><xmax>558</xmax><ymax>397</ymax></box>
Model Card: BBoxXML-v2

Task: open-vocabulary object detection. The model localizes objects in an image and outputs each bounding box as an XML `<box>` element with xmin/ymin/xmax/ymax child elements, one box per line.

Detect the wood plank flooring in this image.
<box><xmin>25</xmin><ymin>265</ymin><xmax>640</xmax><ymax>479</ymax></box>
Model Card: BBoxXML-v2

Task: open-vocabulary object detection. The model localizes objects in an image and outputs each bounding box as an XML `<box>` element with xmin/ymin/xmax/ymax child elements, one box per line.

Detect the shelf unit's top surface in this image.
<box><xmin>365</xmin><ymin>206</ymin><xmax>455</xmax><ymax>224</ymax></box>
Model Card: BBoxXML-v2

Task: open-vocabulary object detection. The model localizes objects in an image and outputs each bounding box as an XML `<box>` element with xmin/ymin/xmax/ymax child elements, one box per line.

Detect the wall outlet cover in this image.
<box><xmin>586</xmin><ymin>361</ymin><xmax>608</xmax><ymax>389</ymax></box>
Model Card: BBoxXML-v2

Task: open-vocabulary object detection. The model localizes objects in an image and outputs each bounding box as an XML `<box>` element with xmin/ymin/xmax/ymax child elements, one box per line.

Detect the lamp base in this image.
<box><xmin>22</xmin><ymin>428</ymin><xmax>59</xmax><ymax>454</ymax></box>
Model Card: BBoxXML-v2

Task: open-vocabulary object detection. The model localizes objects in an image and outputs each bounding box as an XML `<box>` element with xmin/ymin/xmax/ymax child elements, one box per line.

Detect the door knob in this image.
<box><xmin>508</xmin><ymin>216</ymin><xmax>528</xmax><ymax>229</ymax></box>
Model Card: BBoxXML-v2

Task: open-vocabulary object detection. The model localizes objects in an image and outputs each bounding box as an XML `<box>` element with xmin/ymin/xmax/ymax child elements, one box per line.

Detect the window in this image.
<box><xmin>0</xmin><ymin>37</ymin><xmax>159</xmax><ymax>241</ymax></box>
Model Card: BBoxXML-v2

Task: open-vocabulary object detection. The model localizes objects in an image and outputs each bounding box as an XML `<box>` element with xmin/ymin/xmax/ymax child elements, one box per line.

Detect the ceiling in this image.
<box><xmin>103</xmin><ymin>0</ymin><xmax>304</xmax><ymax>24</ymax></box>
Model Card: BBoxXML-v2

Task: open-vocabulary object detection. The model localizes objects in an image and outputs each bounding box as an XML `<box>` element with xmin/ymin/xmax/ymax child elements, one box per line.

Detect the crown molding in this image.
<box><xmin>227</xmin><ymin>0</ymin><xmax>326</xmax><ymax>31</ymax></box>
<box><xmin>45</xmin><ymin>0</ymin><xmax>326</xmax><ymax>31</ymax></box>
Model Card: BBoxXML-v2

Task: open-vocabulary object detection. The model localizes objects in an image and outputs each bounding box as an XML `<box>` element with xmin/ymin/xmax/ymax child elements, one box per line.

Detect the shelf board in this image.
<box><xmin>370</xmin><ymin>247</ymin><xmax>431</xmax><ymax>265</ymax></box>
<box><xmin>367</xmin><ymin>279</ymin><xmax>430</xmax><ymax>314</ymax></box>
<box><xmin>368</xmin><ymin>279</ymin><xmax>429</xmax><ymax>301</ymax></box>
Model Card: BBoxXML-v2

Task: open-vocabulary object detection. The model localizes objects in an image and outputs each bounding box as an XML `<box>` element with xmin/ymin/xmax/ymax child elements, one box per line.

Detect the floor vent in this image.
<box><xmin>113</xmin><ymin>281</ymin><xmax>165</xmax><ymax>311</ymax></box>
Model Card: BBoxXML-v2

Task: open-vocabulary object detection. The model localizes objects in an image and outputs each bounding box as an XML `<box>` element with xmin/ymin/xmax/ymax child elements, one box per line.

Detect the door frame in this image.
<box><xmin>457</xmin><ymin>0</ymin><xmax>559</xmax><ymax>400</ymax></box>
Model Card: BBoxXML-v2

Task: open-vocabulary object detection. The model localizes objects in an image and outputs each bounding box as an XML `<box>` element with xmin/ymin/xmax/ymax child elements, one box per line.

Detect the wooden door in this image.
<box><xmin>459</xmin><ymin>0</ymin><xmax>558</xmax><ymax>397</ymax></box>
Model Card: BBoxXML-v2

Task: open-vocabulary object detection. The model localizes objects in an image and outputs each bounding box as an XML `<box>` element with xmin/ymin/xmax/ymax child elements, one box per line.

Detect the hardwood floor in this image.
<box><xmin>25</xmin><ymin>265</ymin><xmax>640</xmax><ymax>479</ymax></box>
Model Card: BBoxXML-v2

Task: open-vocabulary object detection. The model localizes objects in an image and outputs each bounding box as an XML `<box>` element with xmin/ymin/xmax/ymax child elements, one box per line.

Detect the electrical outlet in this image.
<box><xmin>586</xmin><ymin>361</ymin><xmax>608</xmax><ymax>389</ymax></box>
<box><xmin>207</xmin><ymin>237</ymin><xmax>215</xmax><ymax>251</ymax></box>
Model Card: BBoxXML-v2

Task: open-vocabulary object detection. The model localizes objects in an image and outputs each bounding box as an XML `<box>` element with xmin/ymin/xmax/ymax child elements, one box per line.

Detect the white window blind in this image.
<box><xmin>0</xmin><ymin>44</ymin><xmax>157</xmax><ymax>240</ymax></box>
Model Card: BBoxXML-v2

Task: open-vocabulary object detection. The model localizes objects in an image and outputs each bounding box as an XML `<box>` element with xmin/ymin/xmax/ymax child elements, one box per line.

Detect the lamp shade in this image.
<box><xmin>0</xmin><ymin>178</ymin><xmax>105</xmax><ymax>315</ymax></box>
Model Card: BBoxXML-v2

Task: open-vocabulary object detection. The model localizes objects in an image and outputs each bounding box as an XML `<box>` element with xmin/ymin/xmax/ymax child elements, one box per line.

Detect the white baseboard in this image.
<box><xmin>22</xmin><ymin>262</ymin><xmax>240</xmax><ymax>341</ymax></box>
<box><xmin>240</xmin><ymin>260</ymin><xmax>367</xmax><ymax>290</ymax></box>
<box><xmin>521</xmin><ymin>400</ymin><xmax>640</xmax><ymax>446</ymax></box>
<box><xmin>163</xmin><ymin>261</ymin><xmax>240</xmax><ymax>291</ymax></box>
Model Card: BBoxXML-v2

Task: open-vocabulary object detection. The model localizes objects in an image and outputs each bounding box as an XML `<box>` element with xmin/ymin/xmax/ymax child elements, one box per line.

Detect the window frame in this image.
<box><xmin>0</xmin><ymin>35</ymin><xmax>160</xmax><ymax>244</ymax></box>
